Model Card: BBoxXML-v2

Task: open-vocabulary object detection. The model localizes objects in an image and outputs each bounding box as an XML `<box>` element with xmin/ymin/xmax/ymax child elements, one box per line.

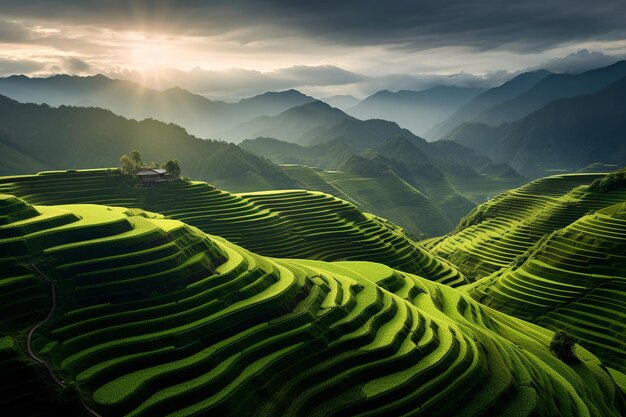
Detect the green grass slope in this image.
<box><xmin>1</xmin><ymin>195</ymin><xmax>624</xmax><ymax>416</ymax></box>
<box><xmin>0</xmin><ymin>169</ymin><xmax>465</xmax><ymax>286</ymax></box>
<box><xmin>0</xmin><ymin>94</ymin><xmax>296</xmax><ymax>191</ymax></box>
<box><xmin>431</xmin><ymin>173</ymin><xmax>626</xmax><ymax>280</ymax></box>
<box><xmin>280</xmin><ymin>163</ymin><xmax>457</xmax><ymax>237</ymax></box>
<box><xmin>468</xmin><ymin>201</ymin><xmax>626</xmax><ymax>373</ymax></box>
<box><xmin>241</xmin><ymin>136</ymin><xmax>525</xmax><ymax>228</ymax></box>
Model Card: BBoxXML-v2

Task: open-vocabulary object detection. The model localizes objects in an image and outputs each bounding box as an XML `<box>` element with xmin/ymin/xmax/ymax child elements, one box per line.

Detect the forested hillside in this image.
<box><xmin>446</xmin><ymin>76</ymin><xmax>626</xmax><ymax>178</ymax></box>
<box><xmin>0</xmin><ymin>94</ymin><xmax>295</xmax><ymax>191</ymax></box>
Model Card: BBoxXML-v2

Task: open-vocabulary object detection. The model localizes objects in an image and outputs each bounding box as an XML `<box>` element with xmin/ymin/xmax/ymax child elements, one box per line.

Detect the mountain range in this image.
<box><xmin>430</xmin><ymin>60</ymin><xmax>626</xmax><ymax>140</ymax></box>
<box><xmin>0</xmin><ymin>94</ymin><xmax>295</xmax><ymax>191</ymax></box>
<box><xmin>427</xmin><ymin>70</ymin><xmax>552</xmax><ymax>139</ymax></box>
<box><xmin>446</xmin><ymin>74</ymin><xmax>626</xmax><ymax>178</ymax></box>
<box><xmin>0</xmin><ymin>74</ymin><xmax>316</xmax><ymax>139</ymax></box>
<box><xmin>345</xmin><ymin>86</ymin><xmax>485</xmax><ymax>136</ymax></box>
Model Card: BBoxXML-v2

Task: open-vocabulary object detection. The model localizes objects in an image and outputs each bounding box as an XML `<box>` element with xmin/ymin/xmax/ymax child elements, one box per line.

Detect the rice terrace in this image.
<box><xmin>1</xmin><ymin>1</ymin><xmax>626</xmax><ymax>416</ymax></box>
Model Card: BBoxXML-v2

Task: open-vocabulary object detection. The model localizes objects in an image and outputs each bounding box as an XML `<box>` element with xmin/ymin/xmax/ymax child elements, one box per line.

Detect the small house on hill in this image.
<box><xmin>136</xmin><ymin>168</ymin><xmax>173</xmax><ymax>187</ymax></box>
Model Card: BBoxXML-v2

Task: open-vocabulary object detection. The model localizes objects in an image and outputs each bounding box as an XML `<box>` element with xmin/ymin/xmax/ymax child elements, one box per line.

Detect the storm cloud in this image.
<box><xmin>537</xmin><ymin>49</ymin><xmax>626</xmax><ymax>73</ymax></box>
<box><xmin>1</xmin><ymin>1</ymin><xmax>626</xmax><ymax>97</ymax></box>
<box><xmin>0</xmin><ymin>58</ymin><xmax>46</xmax><ymax>74</ymax></box>
<box><xmin>0</xmin><ymin>1</ymin><xmax>625</xmax><ymax>52</ymax></box>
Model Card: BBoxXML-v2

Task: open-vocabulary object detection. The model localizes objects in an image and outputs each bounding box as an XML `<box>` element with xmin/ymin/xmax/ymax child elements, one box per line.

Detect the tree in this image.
<box><xmin>164</xmin><ymin>159</ymin><xmax>182</xmax><ymax>178</ymax></box>
<box><xmin>550</xmin><ymin>331</ymin><xmax>579</xmax><ymax>364</ymax></box>
<box><xmin>120</xmin><ymin>154</ymin><xmax>137</xmax><ymax>175</ymax></box>
<box><xmin>129</xmin><ymin>150</ymin><xmax>142</xmax><ymax>166</ymax></box>
<box><xmin>120</xmin><ymin>150</ymin><xmax>147</xmax><ymax>175</ymax></box>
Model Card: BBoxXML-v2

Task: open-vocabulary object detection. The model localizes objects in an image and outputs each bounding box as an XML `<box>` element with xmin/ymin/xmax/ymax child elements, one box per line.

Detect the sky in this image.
<box><xmin>1</xmin><ymin>1</ymin><xmax>626</xmax><ymax>99</ymax></box>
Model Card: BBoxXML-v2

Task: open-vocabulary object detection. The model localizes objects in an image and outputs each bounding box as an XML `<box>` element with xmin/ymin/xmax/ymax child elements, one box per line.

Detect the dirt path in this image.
<box><xmin>26</xmin><ymin>265</ymin><xmax>63</xmax><ymax>386</ymax></box>
<box><xmin>26</xmin><ymin>264</ymin><xmax>103</xmax><ymax>417</ymax></box>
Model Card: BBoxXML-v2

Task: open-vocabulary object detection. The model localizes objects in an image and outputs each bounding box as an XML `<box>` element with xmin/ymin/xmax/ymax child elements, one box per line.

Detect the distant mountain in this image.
<box><xmin>232</xmin><ymin>100</ymin><xmax>438</xmax><ymax>152</ymax></box>
<box><xmin>303</xmin><ymin>117</ymin><xmax>424</xmax><ymax>149</ymax></box>
<box><xmin>0</xmin><ymin>94</ymin><xmax>296</xmax><ymax>191</ymax></box>
<box><xmin>427</xmin><ymin>70</ymin><xmax>552</xmax><ymax>139</ymax></box>
<box><xmin>470</xmin><ymin>60</ymin><xmax>626</xmax><ymax>127</ymax></box>
<box><xmin>319</xmin><ymin>94</ymin><xmax>361</xmax><ymax>110</ymax></box>
<box><xmin>242</xmin><ymin>132</ymin><xmax>523</xmax><ymax>212</ymax></box>
<box><xmin>227</xmin><ymin>100</ymin><xmax>353</xmax><ymax>143</ymax></box>
<box><xmin>236</xmin><ymin>89</ymin><xmax>314</xmax><ymax>114</ymax></box>
<box><xmin>446</xmin><ymin>76</ymin><xmax>626</xmax><ymax>178</ymax></box>
<box><xmin>241</xmin><ymin>137</ymin><xmax>358</xmax><ymax>169</ymax></box>
<box><xmin>344</xmin><ymin>86</ymin><xmax>484</xmax><ymax>137</ymax></box>
<box><xmin>236</xmin><ymin>100</ymin><xmax>524</xmax><ymax>184</ymax></box>
<box><xmin>0</xmin><ymin>74</ymin><xmax>315</xmax><ymax>139</ymax></box>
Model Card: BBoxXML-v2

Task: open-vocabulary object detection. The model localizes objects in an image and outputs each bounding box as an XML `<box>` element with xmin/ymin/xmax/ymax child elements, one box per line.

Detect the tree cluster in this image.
<box><xmin>588</xmin><ymin>167</ymin><xmax>626</xmax><ymax>193</ymax></box>
<box><xmin>120</xmin><ymin>150</ymin><xmax>182</xmax><ymax>178</ymax></box>
<box><xmin>549</xmin><ymin>331</ymin><xmax>579</xmax><ymax>364</ymax></box>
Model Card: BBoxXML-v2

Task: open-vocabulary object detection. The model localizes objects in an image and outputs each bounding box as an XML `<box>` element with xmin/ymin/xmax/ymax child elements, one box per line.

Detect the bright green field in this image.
<box><xmin>432</xmin><ymin>173</ymin><xmax>626</xmax><ymax>279</ymax></box>
<box><xmin>280</xmin><ymin>164</ymin><xmax>460</xmax><ymax>237</ymax></box>
<box><xmin>432</xmin><ymin>171</ymin><xmax>626</xmax><ymax>375</ymax></box>
<box><xmin>1</xmin><ymin>195</ymin><xmax>624</xmax><ymax>416</ymax></box>
<box><xmin>0</xmin><ymin>169</ymin><xmax>465</xmax><ymax>287</ymax></box>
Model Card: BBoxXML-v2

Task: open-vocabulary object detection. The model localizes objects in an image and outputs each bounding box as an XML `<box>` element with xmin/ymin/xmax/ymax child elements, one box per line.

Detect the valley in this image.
<box><xmin>2</xmin><ymin>11</ymin><xmax>626</xmax><ymax>415</ymax></box>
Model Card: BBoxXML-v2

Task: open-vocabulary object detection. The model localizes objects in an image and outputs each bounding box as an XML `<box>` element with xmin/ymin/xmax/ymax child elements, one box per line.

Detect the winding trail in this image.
<box><xmin>26</xmin><ymin>264</ymin><xmax>63</xmax><ymax>386</ymax></box>
<box><xmin>26</xmin><ymin>264</ymin><xmax>103</xmax><ymax>417</ymax></box>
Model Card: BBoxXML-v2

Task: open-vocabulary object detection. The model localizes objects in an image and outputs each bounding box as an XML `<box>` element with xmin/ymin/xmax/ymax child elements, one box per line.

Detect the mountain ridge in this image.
<box><xmin>346</xmin><ymin>85</ymin><xmax>485</xmax><ymax>136</ymax></box>
<box><xmin>0</xmin><ymin>93</ymin><xmax>296</xmax><ymax>191</ymax></box>
<box><xmin>445</xmin><ymin>75</ymin><xmax>626</xmax><ymax>178</ymax></box>
<box><xmin>0</xmin><ymin>74</ymin><xmax>316</xmax><ymax>139</ymax></box>
<box><xmin>427</xmin><ymin>69</ymin><xmax>552</xmax><ymax>139</ymax></box>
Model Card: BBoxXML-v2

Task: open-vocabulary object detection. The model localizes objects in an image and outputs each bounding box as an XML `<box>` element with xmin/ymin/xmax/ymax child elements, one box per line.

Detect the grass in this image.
<box><xmin>433</xmin><ymin>172</ymin><xmax>626</xmax><ymax>280</ymax></box>
<box><xmin>0</xmin><ymin>169</ymin><xmax>467</xmax><ymax>286</ymax></box>
<box><xmin>281</xmin><ymin>164</ymin><xmax>456</xmax><ymax>237</ymax></box>
<box><xmin>1</xmin><ymin>170</ymin><xmax>625</xmax><ymax>416</ymax></box>
<box><xmin>469</xmin><ymin>203</ymin><xmax>626</xmax><ymax>372</ymax></box>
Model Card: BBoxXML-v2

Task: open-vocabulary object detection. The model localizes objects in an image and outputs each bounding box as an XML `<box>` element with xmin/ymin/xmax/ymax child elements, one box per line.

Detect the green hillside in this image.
<box><xmin>468</xmin><ymin>202</ymin><xmax>626</xmax><ymax>373</ymax></box>
<box><xmin>242</xmin><ymin>136</ymin><xmax>524</xmax><ymax>234</ymax></box>
<box><xmin>0</xmin><ymin>75</ymin><xmax>315</xmax><ymax>139</ymax></box>
<box><xmin>428</xmin><ymin>169</ymin><xmax>626</xmax><ymax>375</ymax></box>
<box><xmin>0</xmin><ymin>94</ymin><xmax>295</xmax><ymax>192</ymax></box>
<box><xmin>430</xmin><ymin>172</ymin><xmax>626</xmax><ymax>280</ymax></box>
<box><xmin>1</xmin><ymin>195</ymin><xmax>624</xmax><ymax>416</ymax></box>
<box><xmin>280</xmin><ymin>163</ymin><xmax>458</xmax><ymax>237</ymax></box>
<box><xmin>0</xmin><ymin>169</ymin><xmax>464</xmax><ymax>286</ymax></box>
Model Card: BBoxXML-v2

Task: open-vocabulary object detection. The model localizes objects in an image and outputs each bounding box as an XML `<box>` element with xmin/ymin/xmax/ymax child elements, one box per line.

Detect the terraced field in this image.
<box><xmin>0</xmin><ymin>169</ymin><xmax>465</xmax><ymax>287</ymax></box>
<box><xmin>280</xmin><ymin>164</ymin><xmax>456</xmax><ymax>237</ymax></box>
<box><xmin>469</xmin><ymin>202</ymin><xmax>626</xmax><ymax>373</ymax></box>
<box><xmin>431</xmin><ymin>173</ymin><xmax>626</xmax><ymax>280</ymax></box>
<box><xmin>1</xmin><ymin>195</ymin><xmax>624</xmax><ymax>416</ymax></box>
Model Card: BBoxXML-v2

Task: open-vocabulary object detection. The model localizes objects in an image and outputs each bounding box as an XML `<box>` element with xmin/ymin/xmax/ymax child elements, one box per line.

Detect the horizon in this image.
<box><xmin>2</xmin><ymin>57</ymin><xmax>626</xmax><ymax>103</ymax></box>
<box><xmin>1</xmin><ymin>1</ymin><xmax>626</xmax><ymax>98</ymax></box>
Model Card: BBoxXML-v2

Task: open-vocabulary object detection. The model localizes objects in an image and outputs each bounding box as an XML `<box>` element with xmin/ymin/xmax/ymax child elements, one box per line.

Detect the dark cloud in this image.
<box><xmin>0</xmin><ymin>20</ymin><xmax>31</xmax><ymax>43</ymax></box>
<box><xmin>0</xmin><ymin>58</ymin><xmax>46</xmax><ymax>75</ymax></box>
<box><xmin>61</xmin><ymin>57</ymin><xmax>91</xmax><ymax>73</ymax></box>
<box><xmin>0</xmin><ymin>1</ymin><xmax>625</xmax><ymax>53</ymax></box>
<box><xmin>537</xmin><ymin>49</ymin><xmax>626</xmax><ymax>73</ymax></box>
